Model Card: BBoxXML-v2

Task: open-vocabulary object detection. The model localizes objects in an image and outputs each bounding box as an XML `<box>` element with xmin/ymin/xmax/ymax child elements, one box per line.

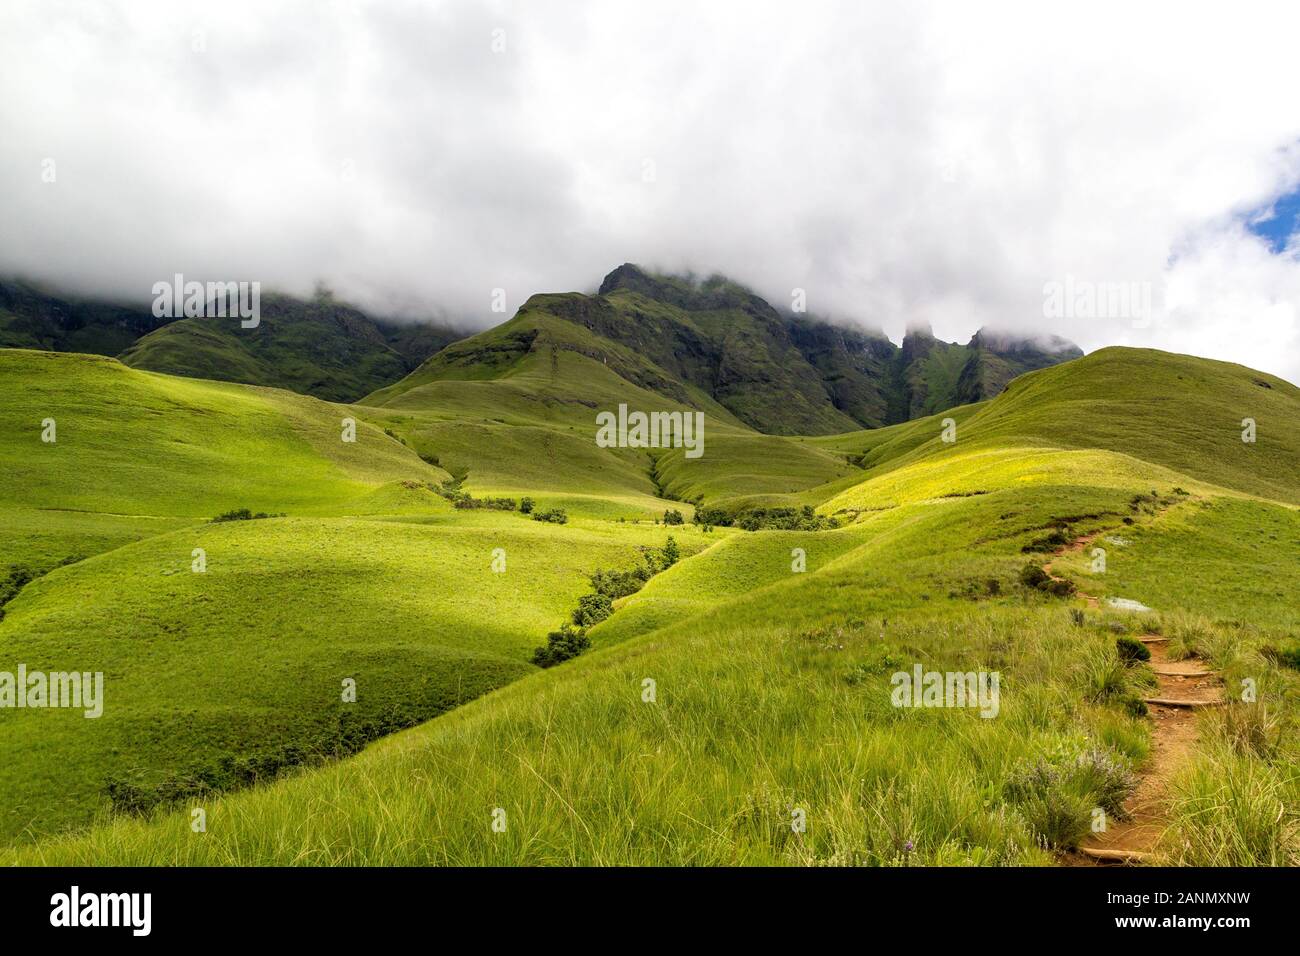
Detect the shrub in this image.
<box><xmin>531</xmin><ymin>624</ymin><xmax>590</xmax><ymax>667</ymax></box>
<box><xmin>1004</xmin><ymin>761</ymin><xmax>1093</xmax><ymax>849</ymax></box>
<box><xmin>0</xmin><ymin>565</ymin><xmax>36</xmax><ymax>607</ymax></box>
<box><xmin>1122</xmin><ymin>697</ymin><xmax>1149</xmax><ymax>718</ymax></box>
<box><xmin>1081</xmin><ymin>647</ymin><xmax>1130</xmax><ymax>703</ymax></box>
<box><xmin>532</xmin><ymin>508</ymin><xmax>568</xmax><ymax>525</ymax></box>
<box><xmin>1022</xmin><ymin>526</ymin><xmax>1073</xmax><ymax>553</ymax></box>
<box><xmin>519</xmin><ymin>496</ymin><xmax>534</xmax><ymax>515</ymax></box>
<box><xmin>1116</xmin><ymin>635</ymin><xmax>1151</xmax><ymax>663</ymax></box>
<box><xmin>1069</xmin><ymin>747</ymin><xmax>1138</xmax><ymax>816</ymax></box>
<box><xmin>572</xmin><ymin>592</ymin><xmax>613</xmax><ymax>627</ymax></box>
<box><xmin>590</xmin><ymin>565</ymin><xmax>652</xmax><ymax>599</ymax></box>
<box><xmin>1019</xmin><ymin>563</ymin><xmax>1075</xmax><ymax>597</ymax></box>
<box><xmin>1164</xmin><ymin>611</ymin><xmax>1216</xmax><ymax>661</ymax></box>
<box><xmin>1019</xmin><ymin>563</ymin><xmax>1050</xmax><ymax>589</ymax></box>
<box><xmin>452</xmin><ymin>495</ymin><xmax>517</xmax><ymax>511</ymax></box>
<box><xmin>663</xmin><ymin>508</ymin><xmax>684</xmax><ymax>526</ymax></box>
<box><xmin>694</xmin><ymin>505</ymin><xmax>839</xmax><ymax>531</ymax></box>
<box><xmin>1005</xmin><ymin>746</ymin><xmax>1136</xmax><ymax>847</ymax></box>
<box><xmin>211</xmin><ymin>509</ymin><xmax>284</xmax><ymax>523</ymax></box>
<box><xmin>1044</xmin><ymin>578</ymin><xmax>1076</xmax><ymax>597</ymax></box>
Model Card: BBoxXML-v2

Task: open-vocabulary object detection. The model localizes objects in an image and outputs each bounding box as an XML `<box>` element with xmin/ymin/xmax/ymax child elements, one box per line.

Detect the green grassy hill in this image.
<box><xmin>360</xmin><ymin>306</ymin><xmax>852</xmax><ymax>512</ymax></box>
<box><xmin>369</xmin><ymin>264</ymin><xmax>1082</xmax><ymax>437</ymax></box>
<box><xmin>15</xmin><ymin>471</ymin><xmax>1295</xmax><ymax>866</ymax></box>
<box><xmin>0</xmin><ymin>348</ymin><xmax>708</xmax><ymax>842</ymax></box>
<box><xmin>818</xmin><ymin>348</ymin><xmax>1300</xmax><ymax>506</ymax></box>
<box><xmin>119</xmin><ymin>293</ymin><xmax>464</xmax><ymax>403</ymax></box>
<box><xmin>1</xmin><ymin>279</ymin><xmax>465</xmax><ymax>403</ymax></box>
<box><xmin>3</xmin><ymin>340</ymin><xmax>1298</xmax><ymax>866</ymax></box>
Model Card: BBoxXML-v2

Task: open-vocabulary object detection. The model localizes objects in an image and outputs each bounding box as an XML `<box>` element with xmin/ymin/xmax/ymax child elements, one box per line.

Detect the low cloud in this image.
<box><xmin>2</xmin><ymin>0</ymin><xmax>1299</xmax><ymax>381</ymax></box>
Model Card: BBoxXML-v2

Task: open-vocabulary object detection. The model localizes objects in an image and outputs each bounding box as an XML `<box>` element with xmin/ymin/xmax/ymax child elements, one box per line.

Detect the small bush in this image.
<box><xmin>1083</xmin><ymin>654</ymin><xmax>1129</xmax><ymax>704</ymax></box>
<box><xmin>532</xmin><ymin>508</ymin><xmax>569</xmax><ymax>525</ymax></box>
<box><xmin>519</xmin><ymin>496</ymin><xmax>535</xmax><ymax>515</ymax></box>
<box><xmin>694</xmin><ymin>504</ymin><xmax>839</xmax><ymax>532</ymax></box>
<box><xmin>1019</xmin><ymin>564</ymin><xmax>1051</xmax><ymax>589</ymax></box>
<box><xmin>531</xmin><ymin>624</ymin><xmax>590</xmax><ymax>667</ymax></box>
<box><xmin>663</xmin><ymin>508</ymin><xmax>684</xmax><ymax>526</ymax></box>
<box><xmin>0</xmin><ymin>565</ymin><xmax>37</xmax><ymax>608</ymax></box>
<box><xmin>1122</xmin><ymin>697</ymin><xmax>1149</xmax><ymax>718</ymax></box>
<box><xmin>1005</xmin><ymin>746</ymin><xmax>1136</xmax><ymax>848</ymax></box>
<box><xmin>453</xmin><ymin>495</ymin><xmax>517</xmax><ymax>511</ymax></box>
<box><xmin>1116</xmin><ymin>635</ymin><xmax>1151</xmax><ymax>664</ymax></box>
<box><xmin>1044</xmin><ymin>578</ymin><xmax>1076</xmax><ymax>597</ymax></box>
<box><xmin>1164</xmin><ymin>611</ymin><xmax>1216</xmax><ymax>661</ymax></box>
<box><xmin>211</xmin><ymin>508</ymin><xmax>284</xmax><ymax>523</ymax></box>
<box><xmin>1022</xmin><ymin>527</ymin><xmax>1073</xmax><ymax>553</ymax></box>
<box><xmin>572</xmin><ymin>592</ymin><xmax>613</xmax><ymax>627</ymax></box>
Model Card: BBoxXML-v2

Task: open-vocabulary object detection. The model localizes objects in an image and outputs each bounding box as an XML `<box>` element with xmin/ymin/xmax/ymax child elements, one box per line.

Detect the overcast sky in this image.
<box><xmin>4</xmin><ymin>0</ymin><xmax>1300</xmax><ymax>382</ymax></box>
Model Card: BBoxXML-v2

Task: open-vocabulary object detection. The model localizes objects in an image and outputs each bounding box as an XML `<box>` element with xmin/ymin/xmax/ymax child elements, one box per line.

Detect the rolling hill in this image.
<box><xmin>0</xmin><ymin>348</ymin><xmax>705</xmax><ymax>842</ymax></box>
<box><xmin>119</xmin><ymin>292</ymin><xmax>464</xmax><ymax>403</ymax></box>
<box><xmin>3</xmin><ymin>336</ymin><xmax>1297</xmax><ymax>865</ymax></box>
<box><xmin>0</xmin><ymin>279</ymin><xmax>465</xmax><ymax>403</ymax></box>
<box><xmin>370</xmin><ymin>264</ymin><xmax>1081</xmax><ymax>437</ymax></box>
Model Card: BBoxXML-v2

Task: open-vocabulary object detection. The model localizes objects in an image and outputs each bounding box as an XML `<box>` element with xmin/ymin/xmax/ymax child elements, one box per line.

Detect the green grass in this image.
<box><xmin>0</xmin><ymin>350</ymin><xmax>448</xmax><ymax>519</ymax></box>
<box><xmin>925</xmin><ymin>348</ymin><xmax>1300</xmax><ymax>504</ymax></box>
<box><xmin>0</xmin><ymin>510</ymin><xmax>706</xmax><ymax>843</ymax></box>
<box><xmin>4</xmin><ymin>477</ymin><xmax>1169</xmax><ymax>865</ymax></box>
<box><xmin>2</xmin><ymin>341</ymin><xmax>1298</xmax><ymax>866</ymax></box>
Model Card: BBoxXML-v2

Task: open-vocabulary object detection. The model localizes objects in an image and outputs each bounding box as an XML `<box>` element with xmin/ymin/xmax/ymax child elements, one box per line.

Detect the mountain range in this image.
<box><xmin>0</xmin><ymin>279</ymin><xmax>464</xmax><ymax>404</ymax></box>
<box><xmin>3</xmin><ymin>266</ymin><xmax>1079</xmax><ymax>430</ymax></box>
<box><xmin>1</xmin><ymin>257</ymin><xmax>1297</xmax><ymax>869</ymax></box>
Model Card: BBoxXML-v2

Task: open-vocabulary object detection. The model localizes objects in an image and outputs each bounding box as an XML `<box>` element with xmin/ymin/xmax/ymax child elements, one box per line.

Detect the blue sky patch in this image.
<box><xmin>1247</xmin><ymin>186</ymin><xmax>1300</xmax><ymax>253</ymax></box>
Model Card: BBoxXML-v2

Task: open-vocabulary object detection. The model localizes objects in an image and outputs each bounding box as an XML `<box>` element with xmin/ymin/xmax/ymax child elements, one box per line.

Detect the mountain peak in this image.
<box><xmin>597</xmin><ymin>263</ymin><xmax>652</xmax><ymax>296</ymax></box>
<box><xmin>968</xmin><ymin>326</ymin><xmax>1083</xmax><ymax>358</ymax></box>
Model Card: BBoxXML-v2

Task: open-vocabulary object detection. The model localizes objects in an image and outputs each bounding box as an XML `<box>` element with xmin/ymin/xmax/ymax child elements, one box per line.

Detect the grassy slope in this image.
<box><xmin>0</xmin><ymin>512</ymin><xmax>702</xmax><ymax>843</ymax></box>
<box><xmin>5</xmin><ymin>344</ymin><xmax>1298</xmax><ymax>864</ymax></box>
<box><xmin>361</xmin><ymin>310</ymin><xmax>850</xmax><ymax>513</ymax></box>
<box><xmin>7</xmin><ymin>479</ymin><xmax>1176</xmax><ymax>865</ymax></box>
<box><xmin>861</xmin><ymin>348</ymin><xmax>1300</xmax><ymax>505</ymax></box>
<box><xmin>118</xmin><ymin>298</ymin><xmax>458</xmax><ymax>404</ymax></box>
<box><xmin>0</xmin><ymin>349</ymin><xmax>446</xmax><ymax>520</ymax></box>
<box><xmin>0</xmin><ymin>348</ymin><xmax>710</xmax><ymax>842</ymax></box>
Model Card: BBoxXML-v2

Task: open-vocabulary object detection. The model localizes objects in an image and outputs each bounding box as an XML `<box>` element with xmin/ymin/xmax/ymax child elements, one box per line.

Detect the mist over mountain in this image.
<box><xmin>0</xmin><ymin>278</ymin><xmax>464</xmax><ymax>403</ymax></box>
<box><xmin>1</xmin><ymin>264</ymin><xmax>1082</xmax><ymax>429</ymax></box>
<box><xmin>373</xmin><ymin>263</ymin><xmax>1083</xmax><ymax>434</ymax></box>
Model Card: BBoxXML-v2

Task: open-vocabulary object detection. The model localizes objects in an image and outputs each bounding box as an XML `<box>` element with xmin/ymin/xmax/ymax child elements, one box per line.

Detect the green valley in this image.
<box><xmin>1</xmin><ymin>300</ymin><xmax>1297</xmax><ymax>868</ymax></box>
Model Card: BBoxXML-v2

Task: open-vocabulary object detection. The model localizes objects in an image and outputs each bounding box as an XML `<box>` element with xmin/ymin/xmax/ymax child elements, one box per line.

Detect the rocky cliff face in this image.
<box><xmin>556</xmin><ymin>264</ymin><xmax>1085</xmax><ymax>433</ymax></box>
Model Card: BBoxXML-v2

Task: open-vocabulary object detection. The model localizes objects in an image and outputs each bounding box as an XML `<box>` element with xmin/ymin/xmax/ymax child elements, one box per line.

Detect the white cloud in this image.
<box><xmin>2</xmin><ymin>0</ymin><xmax>1300</xmax><ymax>382</ymax></box>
